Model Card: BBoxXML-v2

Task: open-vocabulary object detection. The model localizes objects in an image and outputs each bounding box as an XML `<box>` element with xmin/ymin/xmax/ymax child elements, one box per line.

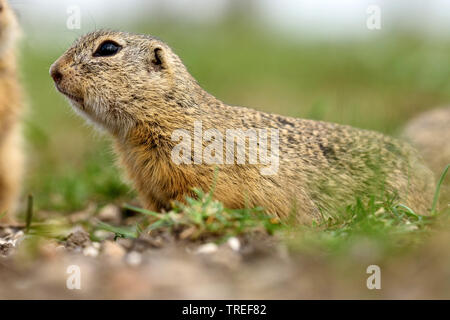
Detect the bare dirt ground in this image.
<box><xmin>1</xmin><ymin>218</ymin><xmax>449</xmax><ymax>299</ymax></box>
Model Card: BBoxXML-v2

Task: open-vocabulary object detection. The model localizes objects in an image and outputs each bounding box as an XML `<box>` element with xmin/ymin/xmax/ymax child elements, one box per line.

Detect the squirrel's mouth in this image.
<box><xmin>55</xmin><ymin>85</ymin><xmax>84</xmax><ymax>104</ymax></box>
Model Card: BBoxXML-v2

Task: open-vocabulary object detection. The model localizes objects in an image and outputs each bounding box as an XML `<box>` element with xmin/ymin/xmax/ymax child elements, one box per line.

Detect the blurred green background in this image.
<box><xmin>15</xmin><ymin>0</ymin><xmax>450</xmax><ymax>213</ymax></box>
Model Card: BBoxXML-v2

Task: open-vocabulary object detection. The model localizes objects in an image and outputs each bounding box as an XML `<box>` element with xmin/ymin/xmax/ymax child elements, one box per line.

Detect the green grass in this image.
<box><xmin>95</xmin><ymin>188</ymin><xmax>281</xmax><ymax>242</ymax></box>
<box><xmin>287</xmin><ymin>195</ymin><xmax>437</xmax><ymax>255</ymax></box>
<box><xmin>89</xmin><ymin>165</ymin><xmax>448</xmax><ymax>253</ymax></box>
<box><xmin>88</xmin><ymin>191</ymin><xmax>445</xmax><ymax>255</ymax></box>
<box><xmin>16</xmin><ymin>164</ymin><xmax>447</xmax><ymax>261</ymax></box>
<box><xmin>431</xmin><ymin>164</ymin><xmax>450</xmax><ymax>214</ymax></box>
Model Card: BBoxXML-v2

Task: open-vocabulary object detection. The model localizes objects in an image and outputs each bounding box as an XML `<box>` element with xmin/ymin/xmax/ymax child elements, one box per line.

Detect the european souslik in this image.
<box><xmin>50</xmin><ymin>30</ymin><xmax>435</xmax><ymax>223</ymax></box>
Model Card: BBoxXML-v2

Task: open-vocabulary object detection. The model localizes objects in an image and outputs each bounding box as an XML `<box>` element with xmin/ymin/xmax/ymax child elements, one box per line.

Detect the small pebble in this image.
<box><xmin>92</xmin><ymin>242</ymin><xmax>101</xmax><ymax>249</ymax></box>
<box><xmin>117</xmin><ymin>238</ymin><xmax>133</xmax><ymax>250</ymax></box>
<box><xmin>126</xmin><ymin>251</ymin><xmax>142</xmax><ymax>266</ymax></box>
<box><xmin>65</xmin><ymin>229</ymin><xmax>91</xmax><ymax>250</ymax></box>
<box><xmin>227</xmin><ymin>237</ymin><xmax>241</xmax><ymax>252</ymax></box>
<box><xmin>93</xmin><ymin>230</ymin><xmax>110</xmax><ymax>240</ymax></box>
<box><xmin>0</xmin><ymin>242</ymin><xmax>13</xmax><ymax>256</ymax></box>
<box><xmin>0</xmin><ymin>239</ymin><xmax>13</xmax><ymax>246</ymax></box>
<box><xmin>98</xmin><ymin>204</ymin><xmax>121</xmax><ymax>223</ymax></box>
<box><xmin>55</xmin><ymin>245</ymin><xmax>66</xmax><ymax>253</ymax></box>
<box><xmin>83</xmin><ymin>246</ymin><xmax>99</xmax><ymax>258</ymax></box>
<box><xmin>13</xmin><ymin>230</ymin><xmax>24</xmax><ymax>240</ymax></box>
<box><xmin>195</xmin><ymin>243</ymin><xmax>218</xmax><ymax>254</ymax></box>
<box><xmin>102</xmin><ymin>240</ymin><xmax>126</xmax><ymax>261</ymax></box>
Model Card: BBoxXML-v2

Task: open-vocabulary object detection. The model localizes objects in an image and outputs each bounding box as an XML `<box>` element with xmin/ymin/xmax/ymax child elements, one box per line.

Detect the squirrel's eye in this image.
<box><xmin>93</xmin><ymin>41</ymin><xmax>121</xmax><ymax>57</ymax></box>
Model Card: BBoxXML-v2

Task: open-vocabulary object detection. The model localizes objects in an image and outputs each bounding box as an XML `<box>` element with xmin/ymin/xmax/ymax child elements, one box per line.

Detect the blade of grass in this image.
<box><xmin>395</xmin><ymin>204</ymin><xmax>420</xmax><ymax>220</ymax></box>
<box><xmin>96</xmin><ymin>220</ymin><xmax>139</xmax><ymax>239</ymax></box>
<box><xmin>25</xmin><ymin>194</ymin><xmax>33</xmax><ymax>233</ymax></box>
<box><xmin>123</xmin><ymin>203</ymin><xmax>160</xmax><ymax>218</ymax></box>
<box><xmin>431</xmin><ymin>164</ymin><xmax>449</xmax><ymax>215</ymax></box>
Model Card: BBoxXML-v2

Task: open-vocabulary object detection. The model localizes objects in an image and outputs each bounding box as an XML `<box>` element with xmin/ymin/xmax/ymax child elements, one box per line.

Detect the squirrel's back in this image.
<box><xmin>206</xmin><ymin>104</ymin><xmax>436</xmax><ymax>218</ymax></box>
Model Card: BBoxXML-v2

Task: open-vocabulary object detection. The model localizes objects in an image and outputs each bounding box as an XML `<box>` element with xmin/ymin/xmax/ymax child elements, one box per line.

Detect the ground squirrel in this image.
<box><xmin>0</xmin><ymin>0</ymin><xmax>23</xmax><ymax>223</ymax></box>
<box><xmin>403</xmin><ymin>107</ymin><xmax>450</xmax><ymax>208</ymax></box>
<box><xmin>50</xmin><ymin>30</ymin><xmax>435</xmax><ymax>223</ymax></box>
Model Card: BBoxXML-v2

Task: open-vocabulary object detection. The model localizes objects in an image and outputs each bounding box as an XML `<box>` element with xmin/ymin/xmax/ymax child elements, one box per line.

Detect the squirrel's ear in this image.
<box><xmin>149</xmin><ymin>46</ymin><xmax>167</xmax><ymax>71</ymax></box>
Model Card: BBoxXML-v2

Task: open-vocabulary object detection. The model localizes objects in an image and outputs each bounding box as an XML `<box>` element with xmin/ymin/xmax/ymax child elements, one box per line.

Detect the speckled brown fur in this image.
<box><xmin>50</xmin><ymin>30</ymin><xmax>435</xmax><ymax>223</ymax></box>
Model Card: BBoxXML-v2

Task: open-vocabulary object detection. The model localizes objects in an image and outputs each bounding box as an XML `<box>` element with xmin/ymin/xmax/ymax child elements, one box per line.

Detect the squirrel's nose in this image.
<box><xmin>49</xmin><ymin>64</ymin><xmax>63</xmax><ymax>84</ymax></box>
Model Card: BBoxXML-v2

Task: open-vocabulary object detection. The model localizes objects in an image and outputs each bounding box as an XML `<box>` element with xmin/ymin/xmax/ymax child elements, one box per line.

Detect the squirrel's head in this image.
<box><xmin>0</xmin><ymin>0</ymin><xmax>19</xmax><ymax>55</ymax></box>
<box><xmin>50</xmin><ymin>30</ymin><xmax>193</xmax><ymax>137</ymax></box>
